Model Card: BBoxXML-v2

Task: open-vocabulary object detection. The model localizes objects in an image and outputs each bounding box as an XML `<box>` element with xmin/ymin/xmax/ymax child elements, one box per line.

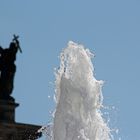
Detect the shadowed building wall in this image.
<box><xmin>0</xmin><ymin>99</ymin><xmax>41</xmax><ymax>140</ymax></box>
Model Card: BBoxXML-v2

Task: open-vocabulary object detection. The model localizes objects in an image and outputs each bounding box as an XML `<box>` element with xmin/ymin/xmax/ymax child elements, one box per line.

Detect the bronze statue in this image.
<box><xmin>0</xmin><ymin>35</ymin><xmax>22</xmax><ymax>100</ymax></box>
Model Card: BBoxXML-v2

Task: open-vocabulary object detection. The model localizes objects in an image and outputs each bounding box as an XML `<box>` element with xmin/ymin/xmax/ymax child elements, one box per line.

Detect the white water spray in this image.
<box><xmin>51</xmin><ymin>41</ymin><xmax>111</xmax><ymax>140</ymax></box>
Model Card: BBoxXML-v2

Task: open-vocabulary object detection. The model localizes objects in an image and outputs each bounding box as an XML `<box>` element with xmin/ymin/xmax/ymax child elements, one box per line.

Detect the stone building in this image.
<box><xmin>0</xmin><ymin>99</ymin><xmax>41</xmax><ymax>140</ymax></box>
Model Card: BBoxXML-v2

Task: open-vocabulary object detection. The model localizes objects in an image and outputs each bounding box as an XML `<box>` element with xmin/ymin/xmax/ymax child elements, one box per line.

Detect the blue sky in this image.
<box><xmin>0</xmin><ymin>1</ymin><xmax>140</xmax><ymax>139</ymax></box>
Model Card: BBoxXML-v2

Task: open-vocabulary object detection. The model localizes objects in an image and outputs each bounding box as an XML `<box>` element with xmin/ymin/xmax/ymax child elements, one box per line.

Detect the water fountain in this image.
<box><xmin>41</xmin><ymin>41</ymin><xmax>112</xmax><ymax>140</ymax></box>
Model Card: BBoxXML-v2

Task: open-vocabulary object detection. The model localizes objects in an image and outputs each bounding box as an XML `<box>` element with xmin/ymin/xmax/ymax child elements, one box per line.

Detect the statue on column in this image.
<box><xmin>0</xmin><ymin>35</ymin><xmax>22</xmax><ymax>100</ymax></box>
